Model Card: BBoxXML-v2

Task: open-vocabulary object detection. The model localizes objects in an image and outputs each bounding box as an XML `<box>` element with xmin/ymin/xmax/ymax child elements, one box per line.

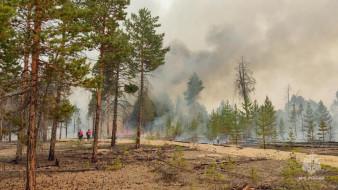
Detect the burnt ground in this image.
<box><xmin>0</xmin><ymin>140</ymin><xmax>337</xmax><ymax>190</ymax></box>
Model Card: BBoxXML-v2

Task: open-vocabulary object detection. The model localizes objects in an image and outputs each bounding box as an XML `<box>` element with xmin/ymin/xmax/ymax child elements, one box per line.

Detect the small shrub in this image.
<box><xmin>170</xmin><ymin>146</ymin><xmax>188</xmax><ymax>171</ymax></box>
<box><xmin>107</xmin><ymin>158</ymin><xmax>122</xmax><ymax>171</ymax></box>
<box><xmin>250</xmin><ymin>167</ymin><xmax>259</xmax><ymax>184</ymax></box>
<box><xmin>324</xmin><ymin>176</ymin><xmax>338</xmax><ymax>184</ymax></box>
<box><xmin>321</xmin><ymin>164</ymin><xmax>338</xmax><ymax>173</ymax></box>
<box><xmin>204</xmin><ymin>161</ymin><xmax>227</xmax><ymax>189</ymax></box>
<box><xmin>83</xmin><ymin>161</ymin><xmax>90</xmax><ymax>169</ymax></box>
<box><xmin>205</xmin><ymin>161</ymin><xmax>225</xmax><ymax>182</ymax></box>
<box><xmin>291</xmin><ymin>147</ymin><xmax>302</xmax><ymax>153</ymax></box>
<box><xmin>120</xmin><ymin>146</ymin><xmax>129</xmax><ymax>153</ymax></box>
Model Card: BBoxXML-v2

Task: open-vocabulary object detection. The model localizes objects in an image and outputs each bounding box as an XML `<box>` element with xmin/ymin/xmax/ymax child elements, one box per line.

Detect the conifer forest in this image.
<box><xmin>0</xmin><ymin>1</ymin><xmax>338</xmax><ymax>189</ymax></box>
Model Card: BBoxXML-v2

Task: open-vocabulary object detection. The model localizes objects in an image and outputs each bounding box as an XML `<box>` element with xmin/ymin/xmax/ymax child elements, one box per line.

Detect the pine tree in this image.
<box><xmin>234</xmin><ymin>57</ymin><xmax>256</xmax><ymax>138</ymax></box>
<box><xmin>297</xmin><ymin>103</ymin><xmax>305</xmax><ymax>139</ymax></box>
<box><xmin>250</xmin><ymin>100</ymin><xmax>260</xmax><ymax>135</ymax></box>
<box><xmin>221</xmin><ymin>100</ymin><xmax>233</xmax><ymax>136</ymax></box>
<box><xmin>288</xmin><ymin>129</ymin><xmax>295</xmax><ymax>147</ymax></box>
<box><xmin>101</xmin><ymin>30</ymin><xmax>135</xmax><ymax>147</ymax></box>
<box><xmin>256</xmin><ymin>96</ymin><xmax>276</xmax><ymax>149</ymax></box>
<box><xmin>207</xmin><ymin>110</ymin><xmax>222</xmax><ymax>139</ymax></box>
<box><xmin>279</xmin><ymin>118</ymin><xmax>286</xmax><ymax>140</ymax></box>
<box><xmin>318</xmin><ymin>119</ymin><xmax>328</xmax><ymax>142</ymax></box>
<box><xmin>304</xmin><ymin>102</ymin><xmax>316</xmax><ymax>142</ymax></box>
<box><xmin>315</xmin><ymin>100</ymin><xmax>332</xmax><ymax>142</ymax></box>
<box><xmin>87</xmin><ymin>0</ymin><xmax>130</xmax><ymax>162</ymax></box>
<box><xmin>230</xmin><ymin>104</ymin><xmax>242</xmax><ymax>145</ymax></box>
<box><xmin>289</xmin><ymin>103</ymin><xmax>298</xmax><ymax>138</ymax></box>
<box><xmin>306</xmin><ymin>121</ymin><xmax>315</xmax><ymax>142</ymax></box>
<box><xmin>47</xmin><ymin>0</ymin><xmax>90</xmax><ymax>161</ymax></box>
<box><xmin>125</xmin><ymin>8</ymin><xmax>170</xmax><ymax>148</ymax></box>
<box><xmin>184</xmin><ymin>72</ymin><xmax>204</xmax><ymax>106</ymax></box>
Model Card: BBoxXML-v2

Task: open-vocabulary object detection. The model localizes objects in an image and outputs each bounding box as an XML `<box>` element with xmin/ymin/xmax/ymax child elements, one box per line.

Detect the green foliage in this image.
<box><xmin>278</xmin><ymin>117</ymin><xmax>285</xmax><ymax>140</ymax></box>
<box><xmin>66</xmin><ymin>140</ymin><xmax>85</xmax><ymax>151</ymax></box>
<box><xmin>306</xmin><ymin>121</ymin><xmax>316</xmax><ymax>142</ymax></box>
<box><xmin>324</xmin><ymin>176</ymin><xmax>338</xmax><ymax>184</ymax></box>
<box><xmin>204</xmin><ymin>161</ymin><xmax>228</xmax><ymax>189</ymax></box>
<box><xmin>124</xmin><ymin>83</ymin><xmax>139</xmax><ymax>94</ymax></box>
<box><xmin>170</xmin><ymin>146</ymin><xmax>188</xmax><ymax>171</ymax></box>
<box><xmin>126</xmin><ymin>8</ymin><xmax>170</xmax><ymax>72</ymax></box>
<box><xmin>318</xmin><ymin>119</ymin><xmax>328</xmax><ymax>142</ymax></box>
<box><xmin>230</xmin><ymin>104</ymin><xmax>242</xmax><ymax>145</ymax></box>
<box><xmin>83</xmin><ymin>161</ymin><xmax>90</xmax><ymax>169</ymax></box>
<box><xmin>321</xmin><ymin>164</ymin><xmax>338</xmax><ymax>173</ymax></box>
<box><xmin>205</xmin><ymin>161</ymin><xmax>225</xmax><ymax>182</ymax></box>
<box><xmin>107</xmin><ymin>158</ymin><xmax>122</xmax><ymax>171</ymax></box>
<box><xmin>288</xmin><ymin>129</ymin><xmax>295</xmax><ymax>147</ymax></box>
<box><xmin>280</xmin><ymin>155</ymin><xmax>304</xmax><ymax>189</ymax></box>
<box><xmin>207</xmin><ymin>109</ymin><xmax>222</xmax><ymax>139</ymax></box>
<box><xmin>256</xmin><ymin>96</ymin><xmax>276</xmax><ymax>149</ymax></box>
<box><xmin>250</xmin><ymin>167</ymin><xmax>259</xmax><ymax>184</ymax></box>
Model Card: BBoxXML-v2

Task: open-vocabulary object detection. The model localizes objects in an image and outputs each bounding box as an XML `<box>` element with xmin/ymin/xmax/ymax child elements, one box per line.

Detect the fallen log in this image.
<box><xmin>0</xmin><ymin>167</ymin><xmax>97</xmax><ymax>174</ymax></box>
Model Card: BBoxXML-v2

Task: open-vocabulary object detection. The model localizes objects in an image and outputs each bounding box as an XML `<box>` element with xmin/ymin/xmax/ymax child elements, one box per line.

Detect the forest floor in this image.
<box><xmin>0</xmin><ymin>139</ymin><xmax>337</xmax><ymax>190</ymax></box>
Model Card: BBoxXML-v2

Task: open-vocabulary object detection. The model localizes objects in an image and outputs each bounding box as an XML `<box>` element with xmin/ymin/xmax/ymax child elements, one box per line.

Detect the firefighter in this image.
<box><xmin>86</xmin><ymin>129</ymin><xmax>91</xmax><ymax>140</ymax></box>
<box><xmin>78</xmin><ymin>129</ymin><xmax>83</xmax><ymax>140</ymax></box>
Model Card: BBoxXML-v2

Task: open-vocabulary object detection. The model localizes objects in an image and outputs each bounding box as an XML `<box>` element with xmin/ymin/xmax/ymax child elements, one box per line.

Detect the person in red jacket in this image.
<box><xmin>78</xmin><ymin>129</ymin><xmax>83</xmax><ymax>140</ymax></box>
<box><xmin>86</xmin><ymin>129</ymin><xmax>91</xmax><ymax>140</ymax></box>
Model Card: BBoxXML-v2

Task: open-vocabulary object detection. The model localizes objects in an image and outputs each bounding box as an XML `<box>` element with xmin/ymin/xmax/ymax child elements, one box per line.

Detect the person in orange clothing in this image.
<box><xmin>86</xmin><ymin>129</ymin><xmax>92</xmax><ymax>140</ymax></box>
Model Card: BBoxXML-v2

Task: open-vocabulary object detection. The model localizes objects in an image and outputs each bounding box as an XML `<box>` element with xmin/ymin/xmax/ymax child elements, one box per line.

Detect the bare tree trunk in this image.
<box><xmin>59</xmin><ymin>123</ymin><xmax>62</xmax><ymax>139</ymax></box>
<box><xmin>48</xmin><ymin>72</ymin><xmax>61</xmax><ymax>161</ymax></box>
<box><xmin>92</xmin><ymin>46</ymin><xmax>104</xmax><ymax>163</ymax></box>
<box><xmin>17</xmin><ymin>2</ymin><xmax>31</xmax><ymax>162</ymax></box>
<box><xmin>0</xmin><ymin>102</ymin><xmax>2</xmax><ymax>142</ymax></box>
<box><xmin>65</xmin><ymin>121</ymin><xmax>68</xmax><ymax>138</ymax></box>
<box><xmin>27</xmin><ymin>1</ymin><xmax>42</xmax><ymax>187</ymax></box>
<box><xmin>136</xmin><ymin>61</ymin><xmax>144</xmax><ymax>149</ymax></box>
<box><xmin>42</xmin><ymin>115</ymin><xmax>48</xmax><ymax>142</ymax></box>
<box><xmin>106</xmin><ymin>93</ymin><xmax>110</xmax><ymax>136</ymax></box>
<box><xmin>111</xmin><ymin>68</ymin><xmax>119</xmax><ymax>147</ymax></box>
<box><xmin>73</xmin><ymin>114</ymin><xmax>76</xmax><ymax>137</ymax></box>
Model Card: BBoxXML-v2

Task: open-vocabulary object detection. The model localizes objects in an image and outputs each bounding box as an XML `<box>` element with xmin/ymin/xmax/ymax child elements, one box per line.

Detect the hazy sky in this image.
<box><xmin>126</xmin><ymin>0</ymin><xmax>338</xmax><ymax>112</ymax></box>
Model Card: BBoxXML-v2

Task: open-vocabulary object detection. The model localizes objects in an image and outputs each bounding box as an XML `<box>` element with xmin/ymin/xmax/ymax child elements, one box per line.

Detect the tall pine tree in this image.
<box><xmin>125</xmin><ymin>8</ymin><xmax>170</xmax><ymax>148</ymax></box>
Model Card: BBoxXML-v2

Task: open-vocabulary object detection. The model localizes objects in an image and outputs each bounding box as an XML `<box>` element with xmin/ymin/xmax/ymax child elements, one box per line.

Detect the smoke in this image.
<box><xmin>65</xmin><ymin>0</ymin><xmax>338</xmax><ymax>140</ymax></box>
<box><xmin>130</xmin><ymin>0</ymin><xmax>338</xmax><ymax>112</ymax></box>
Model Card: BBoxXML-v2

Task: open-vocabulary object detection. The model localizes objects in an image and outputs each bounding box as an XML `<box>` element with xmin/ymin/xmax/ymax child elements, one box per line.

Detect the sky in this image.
<box><xmin>125</xmin><ymin>0</ymin><xmax>338</xmax><ymax>112</ymax></box>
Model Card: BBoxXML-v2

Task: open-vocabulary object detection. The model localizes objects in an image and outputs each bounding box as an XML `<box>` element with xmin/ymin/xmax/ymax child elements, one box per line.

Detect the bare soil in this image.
<box><xmin>0</xmin><ymin>139</ymin><xmax>337</xmax><ymax>190</ymax></box>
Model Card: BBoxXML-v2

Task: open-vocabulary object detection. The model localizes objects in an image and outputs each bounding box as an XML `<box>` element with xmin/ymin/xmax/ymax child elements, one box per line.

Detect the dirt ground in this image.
<box><xmin>0</xmin><ymin>139</ymin><xmax>337</xmax><ymax>190</ymax></box>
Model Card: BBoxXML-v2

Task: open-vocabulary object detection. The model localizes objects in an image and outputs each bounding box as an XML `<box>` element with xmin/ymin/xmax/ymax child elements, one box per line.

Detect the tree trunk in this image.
<box><xmin>106</xmin><ymin>93</ymin><xmax>110</xmax><ymax>136</ymax></box>
<box><xmin>27</xmin><ymin>1</ymin><xmax>42</xmax><ymax>187</ymax></box>
<box><xmin>111</xmin><ymin>68</ymin><xmax>119</xmax><ymax>147</ymax></box>
<box><xmin>263</xmin><ymin>136</ymin><xmax>266</xmax><ymax>149</ymax></box>
<box><xmin>59</xmin><ymin>123</ymin><xmax>62</xmax><ymax>139</ymax></box>
<box><xmin>17</xmin><ymin>2</ymin><xmax>31</xmax><ymax>162</ymax></box>
<box><xmin>42</xmin><ymin>115</ymin><xmax>48</xmax><ymax>142</ymax></box>
<box><xmin>92</xmin><ymin>46</ymin><xmax>104</xmax><ymax>163</ymax></box>
<box><xmin>48</xmin><ymin>72</ymin><xmax>61</xmax><ymax>161</ymax></box>
<box><xmin>9</xmin><ymin>124</ymin><xmax>12</xmax><ymax>143</ymax></box>
<box><xmin>136</xmin><ymin>61</ymin><xmax>144</xmax><ymax>149</ymax></box>
<box><xmin>73</xmin><ymin>114</ymin><xmax>76</xmax><ymax>137</ymax></box>
<box><xmin>0</xmin><ymin>102</ymin><xmax>2</xmax><ymax>142</ymax></box>
<box><xmin>65</xmin><ymin>121</ymin><xmax>68</xmax><ymax>138</ymax></box>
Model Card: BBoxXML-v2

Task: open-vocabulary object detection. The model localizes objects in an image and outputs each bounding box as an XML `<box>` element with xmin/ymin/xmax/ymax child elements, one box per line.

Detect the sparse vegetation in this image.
<box><xmin>250</xmin><ymin>167</ymin><xmax>259</xmax><ymax>184</ymax></box>
<box><xmin>107</xmin><ymin>158</ymin><xmax>122</xmax><ymax>171</ymax></box>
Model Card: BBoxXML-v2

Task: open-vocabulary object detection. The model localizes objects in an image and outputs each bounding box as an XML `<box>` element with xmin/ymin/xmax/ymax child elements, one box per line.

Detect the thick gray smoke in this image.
<box><xmin>127</xmin><ymin>0</ymin><xmax>338</xmax><ymax>112</ymax></box>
